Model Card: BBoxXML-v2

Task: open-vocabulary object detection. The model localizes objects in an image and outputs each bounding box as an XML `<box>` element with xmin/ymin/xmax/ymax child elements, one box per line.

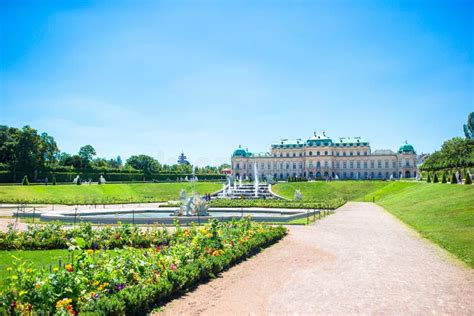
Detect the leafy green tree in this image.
<box><xmin>126</xmin><ymin>155</ymin><xmax>161</xmax><ymax>173</ymax></box>
<box><xmin>40</xmin><ymin>132</ymin><xmax>59</xmax><ymax>166</ymax></box>
<box><xmin>78</xmin><ymin>145</ymin><xmax>96</xmax><ymax>167</ymax></box>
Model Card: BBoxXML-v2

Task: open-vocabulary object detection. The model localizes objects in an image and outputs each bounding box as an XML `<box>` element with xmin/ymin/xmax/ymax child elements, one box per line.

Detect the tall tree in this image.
<box><xmin>78</xmin><ymin>145</ymin><xmax>96</xmax><ymax>167</ymax></box>
<box><xmin>126</xmin><ymin>155</ymin><xmax>160</xmax><ymax>173</ymax></box>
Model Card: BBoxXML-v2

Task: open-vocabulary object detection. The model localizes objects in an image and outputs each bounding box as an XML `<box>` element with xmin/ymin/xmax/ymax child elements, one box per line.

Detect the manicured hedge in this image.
<box><xmin>0</xmin><ymin>219</ymin><xmax>287</xmax><ymax>315</ymax></box>
<box><xmin>0</xmin><ymin>171</ymin><xmax>226</xmax><ymax>183</ymax></box>
<box><xmin>210</xmin><ymin>198</ymin><xmax>345</xmax><ymax>210</ymax></box>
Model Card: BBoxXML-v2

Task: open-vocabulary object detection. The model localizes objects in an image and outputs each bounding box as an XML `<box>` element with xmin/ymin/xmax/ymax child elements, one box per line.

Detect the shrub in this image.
<box><xmin>451</xmin><ymin>173</ymin><xmax>458</xmax><ymax>184</ymax></box>
<box><xmin>52</xmin><ymin>175</ymin><xmax>57</xmax><ymax>185</ymax></box>
<box><xmin>427</xmin><ymin>173</ymin><xmax>431</xmax><ymax>183</ymax></box>
<box><xmin>433</xmin><ymin>173</ymin><xmax>439</xmax><ymax>183</ymax></box>
<box><xmin>465</xmin><ymin>172</ymin><xmax>472</xmax><ymax>185</ymax></box>
<box><xmin>441</xmin><ymin>172</ymin><xmax>447</xmax><ymax>183</ymax></box>
<box><xmin>22</xmin><ymin>175</ymin><xmax>29</xmax><ymax>185</ymax></box>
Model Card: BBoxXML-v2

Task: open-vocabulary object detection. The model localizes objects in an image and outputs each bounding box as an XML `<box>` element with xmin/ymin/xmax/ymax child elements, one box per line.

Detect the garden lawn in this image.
<box><xmin>376</xmin><ymin>183</ymin><xmax>474</xmax><ymax>268</ymax></box>
<box><xmin>0</xmin><ymin>182</ymin><xmax>221</xmax><ymax>204</ymax></box>
<box><xmin>0</xmin><ymin>249</ymin><xmax>69</xmax><ymax>289</ymax></box>
<box><xmin>272</xmin><ymin>181</ymin><xmax>390</xmax><ymax>201</ymax></box>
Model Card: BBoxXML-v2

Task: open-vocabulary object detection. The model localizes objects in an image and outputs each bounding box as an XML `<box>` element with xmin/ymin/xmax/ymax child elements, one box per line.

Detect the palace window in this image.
<box><xmin>293</xmin><ymin>163</ymin><xmax>296</xmax><ymax>169</ymax></box>
<box><xmin>371</xmin><ymin>161</ymin><xmax>374</xmax><ymax>168</ymax></box>
<box><xmin>378</xmin><ymin>172</ymin><xmax>382</xmax><ymax>178</ymax></box>
<box><xmin>286</xmin><ymin>153</ymin><xmax>289</xmax><ymax>157</ymax></box>
<box><xmin>236</xmin><ymin>163</ymin><xmax>240</xmax><ymax>169</ymax></box>
<box><xmin>357</xmin><ymin>151</ymin><xmax>360</xmax><ymax>156</ymax></box>
<box><xmin>385</xmin><ymin>161</ymin><xmax>389</xmax><ymax>168</ymax></box>
<box><xmin>357</xmin><ymin>161</ymin><xmax>360</xmax><ymax>168</ymax></box>
<box><xmin>350</xmin><ymin>152</ymin><xmax>353</xmax><ymax>156</ymax></box>
<box><xmin>286</xmin><ymin>163</ymin><xmax>290</xmax><ymax>170</ymax></box>
<box><xmin>343</xmin><ymin>161</ymin><xmax>347</xmax><ymax>168</ymax></box>
<box><xmin>317</xmin><ymin>151</ymin><xmax>320</xmax><ymax>156</ymax></box>
<box><xmin>336</xmin><ymin>152</ymin><xmax>340</xmax><ymax>156</ymax></box>
<box><xmin>364</xmin><ymin>152</ymin><xmax>368</xmax><ymax>156</ymax></box>
<box><xmin>343</xmin><ymin>152</ymin><xmax>346</xmax><ymax>156</ymax></box>
<box><xmin>261</xmin><ymin>163</ymin><xmax>264</xmax><ymax>169</ymax></box>
<box><xmin>343</xmin><ymin>172</ymin><xmax>347</xmax><ymax>178</ymax></box>
<box><xmin>325</xmin><ymin>151</ymin><xmax>328</xmax><ymax>155</ymax></box>
<box><xmin>350</xmin><ymin>161</ymin><xmax>354</xmax><ymax>168</ymax></box>
<box><xmin>378</xmin><ymin>160</ymin><xmax>382</xmax><ymax>168</ymax></box>
<box><xmin>336</xmin><ymin>161</ymin><xmax>340</xmax><ymax>168</ymax></box>
<box><xmin>325</xmin><ymin>161</ymin><xmax>328</xmax><ymax>167</ymax></box>
<box><xmin>309</xmin><ymin>151</ymin><xmax>313</xmax><ymax>156</ymax></box>
<box><xmin>317</xmin><ymin>161</ymin><xmax>321</xmax><ymax>168</ymax></box>
<box><xmin>280</xmin><ymin>153</ymin><xmax>283</xmax><ymax>157</ymax></box>
<box><xmin>392</xmin><ymin>161</ymin><xmax>396</xmax><ymax>168</ymax></box>
<box><xmin>299</xmin><ymin>153</ymin><xmax>302</xmax><ymax>157</ymax></box>
<box><xmin>364</xmin><ymin>161</ymin><xmax>367</xmax><ymax>168</ymax></box>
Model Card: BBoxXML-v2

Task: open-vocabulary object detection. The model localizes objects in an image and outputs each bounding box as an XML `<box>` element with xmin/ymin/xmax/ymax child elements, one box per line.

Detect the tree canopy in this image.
<box><xmin>420</xmin><ymin>137</ymin><xmax>474</xmax><ymax>171</ymax></box>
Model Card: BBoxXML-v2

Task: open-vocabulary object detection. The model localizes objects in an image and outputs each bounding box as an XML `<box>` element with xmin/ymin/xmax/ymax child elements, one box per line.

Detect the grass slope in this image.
<box><xmin>272</xmin><ymin>181</ymin><xmax>390</xmax><ymax>201</ymax></box>
<box><xmin>376</xmin><ymin>183</ymin><xmax>474</xmax><ymax>267</ymax></box>
<box><xmin>0</xmin><ymin>182</ymin><xmax>221</xmax><ymax>204</ymax></box>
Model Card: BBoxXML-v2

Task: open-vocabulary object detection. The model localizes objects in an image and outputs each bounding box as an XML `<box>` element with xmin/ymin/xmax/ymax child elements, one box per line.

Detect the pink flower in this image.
<box><xmin>170</xmin><ymin>263</ymin><xmax>177</xmax><ymax>271</ymax></box>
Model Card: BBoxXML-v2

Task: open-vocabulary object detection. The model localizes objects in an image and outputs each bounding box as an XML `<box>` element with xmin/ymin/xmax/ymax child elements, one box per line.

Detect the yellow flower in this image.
<box><xmin>26</xmin><ymin>268</ymin><xmax>33</xmax><ymax>273</ymax></box>
<box><xmin>56</xmin><ymin>298</ymin><xmax>72</xmax><ymax>309</ymax></box>
<box><xmin>93</xmin><ymin>280</ymin><xmax>100</xmax><ymax>287</ymax></box>
<box><xmin>6</xmin><ymin>267</ymin><xmax>12</xmax><ymax>272</ymax></box>
<box><xmin>87</xmin><ymin>249</ymin><xmax>94</xmax><ymax>255</ymax></box>
<box><xmin>53</xmin><ymin>267</ymin><xmax>59</xmax><ymax>272</ymax></box>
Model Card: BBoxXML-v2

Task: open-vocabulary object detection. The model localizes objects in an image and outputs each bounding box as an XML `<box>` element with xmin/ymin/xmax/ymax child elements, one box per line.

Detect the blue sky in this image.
<box><xmin>1</xmin><ymin>0</ymin><xmax>473</xmax><ymax>166</ymax></box>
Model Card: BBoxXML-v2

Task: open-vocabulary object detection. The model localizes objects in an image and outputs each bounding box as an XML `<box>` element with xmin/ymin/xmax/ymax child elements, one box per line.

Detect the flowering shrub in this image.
<box><xmin>210</xmin><ymin>197</ymin><xmax>345</xmax><ymax>209</ymax></box>
<box><xmin>0</xmin><ymin>219</ymin><xmax>286</xmax><ymax>315</ymax></box>
<box><xmin>0</xmin><ymin>222</ymin><xmax>172</xmax><ymax>250</ymax></box>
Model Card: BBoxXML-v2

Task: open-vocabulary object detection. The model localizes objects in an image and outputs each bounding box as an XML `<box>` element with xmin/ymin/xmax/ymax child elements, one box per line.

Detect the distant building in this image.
<box><xmin>231</xmin><ymin>131</ymin><xmax>418</xmax><ymax>180</ymax></box>
<box><xmin>177</xmin><ymin>152</ymin><xmax>190</xmax><ymax>165</ymax></box>
<box><xmin>221</xmin><ymin>168</ymin><xmax>232</xmax><ymax>175</ymax></box>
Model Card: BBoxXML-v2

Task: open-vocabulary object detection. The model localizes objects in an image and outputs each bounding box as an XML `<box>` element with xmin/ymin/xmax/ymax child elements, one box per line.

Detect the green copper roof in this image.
<box><xmin>232</xmin><ymin>145</ymin><xmax>251</xmax><ymax>157</ymax></box>
<box><xmin>398</xmin><ymin>141</ymin><xmax>415</xmax><ymax>154</ymax></box>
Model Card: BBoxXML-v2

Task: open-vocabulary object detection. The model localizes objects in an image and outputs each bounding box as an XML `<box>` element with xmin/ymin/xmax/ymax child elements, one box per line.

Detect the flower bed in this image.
<box><xmin>210</xmin><ymin>197</ymin><xmax>345</xmax><ymax>209</ymax></box>
<box><xmin>0</xmin><ymin>219</ymin><xmax>287</xmax><ymax>314</ymax></box>
<box><xmin>0</xmin><ymin>222</ymin><xmax>172</xmax><ymax>250</ymax></box>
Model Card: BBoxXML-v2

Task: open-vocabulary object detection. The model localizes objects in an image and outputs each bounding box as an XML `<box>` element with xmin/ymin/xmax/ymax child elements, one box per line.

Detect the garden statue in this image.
<box><xmin>72</xmin><ymin>175</ymin><xmax>79</xmax><ymax>184</ymax></box>
<box><xmin>463</xmin><ymin>112</ymin><xmax>473</xmax><ymax>139</ymax></box>
<box><xmin>294</xmin><ymin>189</ymin><xmax>302</xmax><ymax>201</ymax></box>
<box><xmin>98</xmin><ymin>175</ymin><xmax>106</xmax><ymax>184</ymax></box>
<box><xmin>335</xmin><ymin>174</ymin><xmax>339</xmax><ymax>180</ymax></box>
<box><xmin>179</xmin><ymin>189</ymin><xmax>187</xmax><ymax>201</ymax></box>
<box><xmin>390</xmin><ymin>174</ymin><xmax>394</xmax><ymax>181</ymax></box>
<box><xmin>265</xmin><ymin>174</ymin><xmax>276</xmax><ymax>185</ymax></box>
<box><xmin>175</xmin><ymin>193</ymin><xmax>209</xmax><ymax>216</ymax></box>
<box><xmin>455</xmin><ymin>171</ymin><xmax>461</xmax><ymax>183</ymax></box>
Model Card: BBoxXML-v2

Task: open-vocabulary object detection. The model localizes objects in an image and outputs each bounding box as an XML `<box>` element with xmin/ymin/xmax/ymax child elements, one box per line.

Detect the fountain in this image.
<box><xmin>254</xmin><ymin>163</ymin><xmax>259</xmax><ymax>197</ymax></box>
<box><xmin>174</xmin><ymin>193</ymin><xmax>209</xmax><ymax>216</ymax></box>
<box><xmin>239</xmin><ymin>176</ymin><xmax>242</xmax><ymax>187</ymax></box>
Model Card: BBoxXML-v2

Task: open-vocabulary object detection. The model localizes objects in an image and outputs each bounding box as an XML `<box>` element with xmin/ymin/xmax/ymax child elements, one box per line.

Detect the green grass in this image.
<box><xmin>0</xmin><ymin>182</ymin><xmax>222</xmax><ymax>204</ymax></box>
<box><xmin>272</xmin><ymin>181</ymin><xmax>391</xmax><ymax>201</ymax></box>
<box><xmin>376</xmin><ymin>183</ymin><xmax>474</xmax><ymax>268</ymax></box>
<box><xmin>0</xmin><ymin>249</ymin><xmax>70</xmax><ymax>289</ymax></box>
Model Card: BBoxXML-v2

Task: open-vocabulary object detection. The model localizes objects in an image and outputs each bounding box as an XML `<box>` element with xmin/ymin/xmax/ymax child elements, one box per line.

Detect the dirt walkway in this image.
<box><xmin>160</xmin><ymin>202</ymin><xmax>474</xmax><ymax>315</ymax></box>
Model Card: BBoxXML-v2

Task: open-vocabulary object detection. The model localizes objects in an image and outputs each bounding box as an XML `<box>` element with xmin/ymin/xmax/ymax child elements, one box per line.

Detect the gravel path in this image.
<box><xmin>160</xmin><ymin>202</ymin><xmax>474</xmax><ymax>315</ymax></box>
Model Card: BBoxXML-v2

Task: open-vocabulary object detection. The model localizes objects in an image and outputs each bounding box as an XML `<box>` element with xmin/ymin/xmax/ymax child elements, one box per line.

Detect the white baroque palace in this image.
<box><xmin>231</xmin><ymin>132</ymin><xmax>418</xmax><ymax>180</ymax></box>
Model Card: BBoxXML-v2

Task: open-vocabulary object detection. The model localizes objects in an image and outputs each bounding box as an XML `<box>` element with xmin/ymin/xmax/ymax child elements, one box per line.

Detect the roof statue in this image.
<box><xmin>177</xmin><ymin>152</ymin><xmax>190</xmax><ymax>165</ymax></box>
<box><xmin>464</xmin><ymin>112</ymin><xmax>474</xmax><ymax>139</ymax></box>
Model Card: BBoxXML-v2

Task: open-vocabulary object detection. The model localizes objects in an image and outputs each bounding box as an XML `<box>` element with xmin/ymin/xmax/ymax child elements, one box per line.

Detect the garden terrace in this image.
<box><xmin>0</xmin><ymin>182</ymin><xmax>222</xmax><ymax>204</ymax></box>
<box><xmin>0</xmin><ymin>219</ymin><xmax>287</xmax><ymax>314</ymax></box>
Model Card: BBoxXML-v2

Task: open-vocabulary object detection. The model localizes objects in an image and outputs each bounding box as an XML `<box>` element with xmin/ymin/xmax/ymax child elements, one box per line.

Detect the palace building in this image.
<box><xmin>231</xmin><ymin>132</ymin><xmax>418</xmax><ymax>180</ymax></box>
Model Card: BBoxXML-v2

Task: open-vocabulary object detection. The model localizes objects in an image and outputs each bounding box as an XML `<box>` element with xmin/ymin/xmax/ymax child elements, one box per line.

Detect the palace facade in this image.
<box><xmin>231</xmin><ymin>132</ymin><xmax>418</xmax><ymax>180</ymax></box>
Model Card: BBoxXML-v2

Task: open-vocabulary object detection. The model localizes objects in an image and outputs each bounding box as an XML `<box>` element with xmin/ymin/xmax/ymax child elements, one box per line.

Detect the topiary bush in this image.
<box><xmin>427</xmin><ymin>173</ymin><xmax>431</xmax><ymax>183</ymax></box>
<box><xmin>465</xmin><ymin>172</ymin><xmax>472</xmax><ymax>185</ymax></box>
<box><xmin>451</xmin><ymin>173</ymin><xmax>458</xmax><ymax>184</ymax></box>
<box><xmin>52</xmin><ymin>175</ymin><xmax>57</xmax><ymax>185</ymax></box>
<box><xmin>22</xmin><ymin>175</ymin><xmax>29</xmax><ymax>185</ymax></box>
<box><xmin>441</xmin><ymin>172</ymin><xmax>447</xmax><ymax>183</ymax></box>
<box><xmin>433</xmin><ymin>173</ymin><xmax>439</xmax><ymax>183</ymax></box>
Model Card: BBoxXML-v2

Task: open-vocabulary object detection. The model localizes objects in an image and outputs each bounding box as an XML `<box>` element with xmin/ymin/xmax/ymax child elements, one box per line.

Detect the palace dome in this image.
<box><xmin>398</xmin><ymin>142</ymin><xmax>415</xmax><ymax>154</ymax></box>
<box><xmin>233</xmin><ymin>146</ymin><xmax>250</xmax><ymax>157</ymax></box>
